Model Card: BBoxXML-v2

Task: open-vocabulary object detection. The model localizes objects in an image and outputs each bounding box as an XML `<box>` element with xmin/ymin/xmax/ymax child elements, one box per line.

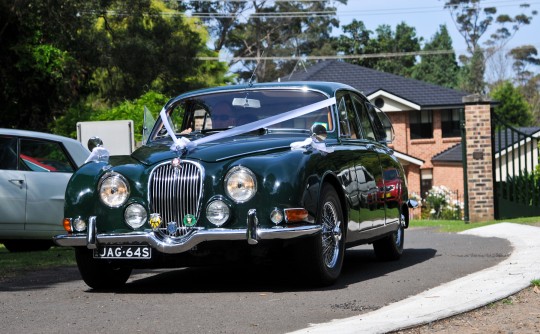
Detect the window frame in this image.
<box><xmin>410</xmin><ymin>110</ymin><xmax>433</xmax><ymax>140</ymax></box>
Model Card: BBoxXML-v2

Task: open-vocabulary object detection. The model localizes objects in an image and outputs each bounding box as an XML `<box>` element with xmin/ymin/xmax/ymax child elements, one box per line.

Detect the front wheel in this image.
<box><xmin>75</xmin><ymin>247</ymin><xmax>132</xmax><ymax>290</ymax></box>
<box><xmin>304</xmin><ymin>184</ymin><xmax>345</xmax><ymax>286</ymax></box>
<box><xmin>373</xmin><ymin>214</ymin><xmax>405</xmax><ymax>261</ymax></box>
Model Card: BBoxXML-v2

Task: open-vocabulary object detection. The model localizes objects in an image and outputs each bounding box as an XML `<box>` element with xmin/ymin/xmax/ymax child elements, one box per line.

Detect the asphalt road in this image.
<box><xmin>0</xmin><ymin>227</ymin><xmax>511</xmax><ymax>334</ymax></box>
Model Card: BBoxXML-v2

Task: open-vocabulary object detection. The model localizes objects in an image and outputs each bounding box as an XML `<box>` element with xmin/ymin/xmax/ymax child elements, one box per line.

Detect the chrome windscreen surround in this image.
<box><xmin>148</xmin><ymin>160</ymin><xmax>204</xmax><ymax>238</ymax></box>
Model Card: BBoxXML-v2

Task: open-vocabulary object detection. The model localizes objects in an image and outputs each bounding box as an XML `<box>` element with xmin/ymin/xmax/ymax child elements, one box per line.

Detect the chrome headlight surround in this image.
<box><xmin>224</xmin><ymin>166</ymin><xmax>257</xmax><ymax>203</ymax></box>
<box><xmin>124</xmin><ymin>203</ymin><xmax>147</xmax><ymax>229</ymax></box>
<box><xmin>98</xmin><ymin>172</ymin><xmax>130</xmax><ymax>208</ymax></box>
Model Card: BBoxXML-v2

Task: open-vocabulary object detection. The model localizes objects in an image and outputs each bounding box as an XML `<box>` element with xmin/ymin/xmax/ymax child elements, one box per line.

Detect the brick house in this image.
<box><xmin>279</xmin><ymin>60</ymin><xmax>470</xmax><ymax>200</ymax></box>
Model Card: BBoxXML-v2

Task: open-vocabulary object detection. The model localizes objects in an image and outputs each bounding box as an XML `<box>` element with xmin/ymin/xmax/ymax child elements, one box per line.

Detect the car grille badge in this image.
<box><xmin>167</xmin><ymin>222</ymin><xmax>178</xmax><ymax>235</ymax></box>
<box><xmin>183</xmin><ymin>214</ymin><xmax>197</xmax><ymax>227</ymax></box>
<box><xmin>171</xmin><ymin>158</ymin><xmax>183</xmax><ymax>176</ymax></box>
<box><xmin>149</xmin><ymin>213</ymin><xmax>162</xmax><ymax>230</ymax></box>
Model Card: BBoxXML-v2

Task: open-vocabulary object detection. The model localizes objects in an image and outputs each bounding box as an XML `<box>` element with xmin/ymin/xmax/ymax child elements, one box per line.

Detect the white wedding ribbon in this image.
<box><xmin>159</xmin><ymin>97</ymin><xmax>337</xmax><ymax>153</ymax></box>
<box><xmin>290</xmin><ymin>137</ymin><xmax>335</xmax><ymax>153</ymax></box>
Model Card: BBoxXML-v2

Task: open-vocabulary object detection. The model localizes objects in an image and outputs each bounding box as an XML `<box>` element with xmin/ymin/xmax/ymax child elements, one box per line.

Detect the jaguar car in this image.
<box><xmin>54</xmin><ymin>81</ymin><xmax>414</xmax><ymax>289</ymax></box>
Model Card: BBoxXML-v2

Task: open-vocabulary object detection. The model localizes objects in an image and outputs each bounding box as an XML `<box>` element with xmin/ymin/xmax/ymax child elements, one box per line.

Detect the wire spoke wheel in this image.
<box><xmin>301</xmin><ymin>183</ymin><xmax>345</xmax><ymax>286</ymax></box>
<box><xmin>321</xmin><ymin>201</ymin><xmax>341</xmax><ymax>268</ymax></box>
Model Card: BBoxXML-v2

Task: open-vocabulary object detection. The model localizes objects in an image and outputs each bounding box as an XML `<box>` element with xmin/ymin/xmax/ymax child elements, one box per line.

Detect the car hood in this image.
<box><xmin>131</xmin><ymin>135</ymin><xmax>305</xmax><ymax>165</ymax></box>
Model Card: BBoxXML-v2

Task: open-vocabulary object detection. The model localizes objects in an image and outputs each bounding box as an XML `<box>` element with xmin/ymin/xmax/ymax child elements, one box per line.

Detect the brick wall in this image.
<box><xmin>387</xmin><ymin>111</ymin><xmax>463</xmax><ymax>198</ymax></box>
<box><xmin>463</xmin><ymin>96</ymin><xmax>494</xmax><ymax>222</ymax></box>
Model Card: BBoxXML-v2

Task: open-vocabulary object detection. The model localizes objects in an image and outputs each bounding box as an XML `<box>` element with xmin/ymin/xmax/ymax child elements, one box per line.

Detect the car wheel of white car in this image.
<box><xmin>75</xmin><ymin>247</ymin><xmax>132</xmax><ymax>289</ymax></box>
<box><xmin>306</xmin><ymin>184</ymin><xmax>345</xmax><ymax>286</ymax></box>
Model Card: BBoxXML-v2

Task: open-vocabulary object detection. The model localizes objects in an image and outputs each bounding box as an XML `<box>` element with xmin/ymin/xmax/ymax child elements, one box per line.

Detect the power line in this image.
<box><xmin>197</xmin><ymin>49</ymin><xmax>457</xmax><ymax>62</ymax></box>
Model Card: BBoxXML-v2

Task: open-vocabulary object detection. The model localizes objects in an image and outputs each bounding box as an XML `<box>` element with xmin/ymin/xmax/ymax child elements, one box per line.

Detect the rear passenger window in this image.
<box><xmin>352</xmin><ymin>95</ymin><xmax>376</xmax><ymax>141</ymax></box>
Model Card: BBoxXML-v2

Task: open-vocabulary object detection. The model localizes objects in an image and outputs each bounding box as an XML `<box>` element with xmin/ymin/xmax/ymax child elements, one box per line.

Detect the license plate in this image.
<box><xmin>93</xmin><ymin>245</ymin><xmax>151</xmax><ymax>259</ymax></box>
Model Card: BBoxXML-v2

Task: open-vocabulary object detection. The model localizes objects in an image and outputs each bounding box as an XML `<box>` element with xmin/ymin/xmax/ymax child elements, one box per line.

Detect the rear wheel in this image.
<box><xmin>373</xmin><ymin>213</ymin><xmax>405</xmax><ymax>261</ymax></box>
<box><xmin>305</xmin><ymin>184</ymin><xmax>345</xmax><ymax>286</ymax></box>
<box><xmin>75</xmin><ymin>247</ymin><xmax>132</xmax><ymax>290</ymax></box>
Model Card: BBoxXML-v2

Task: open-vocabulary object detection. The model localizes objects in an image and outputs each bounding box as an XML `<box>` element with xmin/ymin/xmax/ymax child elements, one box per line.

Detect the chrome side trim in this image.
<box><xmin>54</xmin><ymin>225</ymin><xmax>321</xmax><ymax>254</ymax></box>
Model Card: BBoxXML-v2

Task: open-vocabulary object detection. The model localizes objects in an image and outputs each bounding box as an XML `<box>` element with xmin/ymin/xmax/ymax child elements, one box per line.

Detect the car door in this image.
<box><xmin>19</xmin><ymin>137</ymin><xmax>76</xmax><ymax>235</ymax></box>
<box><xmin>0</xmin><ymin>136</ymin><xmax>26</xmax><ymax>231</ymax></box>
<box><xmin>336</xmin><ymin>91</ymin><xmax>385</xmax><ymax>242</ymax></box>
<box><xmin>364</xmin><ymin>102</ymin><xmax>403</xmax><ymax>225</ymax></box>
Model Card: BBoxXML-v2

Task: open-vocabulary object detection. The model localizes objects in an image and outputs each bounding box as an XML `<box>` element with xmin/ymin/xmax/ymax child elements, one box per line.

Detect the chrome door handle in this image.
<box><xmin>9</xmin><ymin>179</ymin><xmax>24</xmax><ymax>187</ymax></box>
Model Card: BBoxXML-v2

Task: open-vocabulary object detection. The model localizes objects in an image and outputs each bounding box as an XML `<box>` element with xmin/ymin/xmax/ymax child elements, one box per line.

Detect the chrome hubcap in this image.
<box><xmin>321</xmin><ymin>201</ymin><xmax>341</xmax><ymax>268</ymax></box>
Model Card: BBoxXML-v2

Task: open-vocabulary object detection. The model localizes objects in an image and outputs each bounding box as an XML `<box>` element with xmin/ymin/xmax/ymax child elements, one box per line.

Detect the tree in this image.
<box><xmin>186</xmin><ymin>0</ymin><xmax>346</xmax><ymax>82</ymax></box>
<box><xmin>412</xmin><ymin>25</ymin><xmax>459</xmax><ymax>88</ymax></box>
<box><xmin>490</xmin><ymin>81</ymin><xmax>533</xmax><ymax>127</ymax></box>
<box><xmin>509</xmin><ymin>45</ymin><xmax>540</xmax><ymax>86</ymax></box>
<box><xmin>508</xmin><ymin>45</ymin><xmax>540</xmax><ymax>123</ymax></box>
<box><xmin>338</xmin><ymin>21</ymin><xmax>421</xmax><ymax>77</ymax></box>
<box><xmin>1</xmin><ymin>0</ymin><xmax>230</xmax><ymax>133</ymax></box>
<box><xmin>443</xmin><ymin>0</ymin><xmax>537</xmax><ymax>93</ymax></box>
<box><xmin>0</xmin><ymin>0</ymin><xmax>97</xmax><ymax>131</ymax></box>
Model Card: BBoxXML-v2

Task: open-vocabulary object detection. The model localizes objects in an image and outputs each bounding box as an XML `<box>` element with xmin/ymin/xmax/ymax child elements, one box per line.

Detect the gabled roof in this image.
<box><xmin>279</xmin><ymin>60</ymin><xmax>469</xmax><ymax>108</ymax></box>
<box><xmin>432</xmin><ymin>127</ymin><xmax>540</xmax><ymax>162</ymax></box>
<box><xmin>432</xmin><ymin>143</ymin><xmax>462</xmax><ymax>163</ymax></box>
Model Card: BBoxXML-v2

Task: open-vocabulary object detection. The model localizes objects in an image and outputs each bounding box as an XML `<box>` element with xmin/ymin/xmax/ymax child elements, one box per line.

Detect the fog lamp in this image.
<box><xmin>206</xmin><ymin>200</ymin><xmax>230</xmax><ymax>226</ymax></box>
<box><xmin>124</xmin><ymin>203</ymin><xmax>147</xmax><ymax>229</ymax></box>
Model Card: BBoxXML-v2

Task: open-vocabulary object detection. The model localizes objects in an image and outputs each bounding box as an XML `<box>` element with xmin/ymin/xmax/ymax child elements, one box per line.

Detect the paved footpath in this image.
<box><xmin>290</xmin><ymin>223</ymin><xmax>540</xmax><ymax>334</ymax></box>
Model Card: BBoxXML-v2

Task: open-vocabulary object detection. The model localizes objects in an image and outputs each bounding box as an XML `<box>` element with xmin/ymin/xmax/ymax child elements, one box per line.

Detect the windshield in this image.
<box><xmin>155</xmin><ymin>89</ymin><xmax>334</xmax><ymax>138</ymax></box>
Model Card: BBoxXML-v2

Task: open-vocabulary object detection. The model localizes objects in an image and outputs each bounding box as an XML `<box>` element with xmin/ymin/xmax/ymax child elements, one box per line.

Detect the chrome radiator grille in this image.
<box><xmin>149</xmin><ymin>161</ymin><xmax>204</xmax><ymax>238</ymax></box>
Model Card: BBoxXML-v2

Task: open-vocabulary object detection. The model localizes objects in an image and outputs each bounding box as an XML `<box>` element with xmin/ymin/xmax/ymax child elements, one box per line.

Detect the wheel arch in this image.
<box><xmin>320</xmin><ymin>172</ymin><xmax>348</xmax><ymax>228</ymax></box>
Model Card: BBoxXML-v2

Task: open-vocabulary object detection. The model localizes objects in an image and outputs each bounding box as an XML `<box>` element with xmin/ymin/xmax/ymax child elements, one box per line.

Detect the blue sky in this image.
<box><xmin>334</xmin><ymin>0</ymin><xmax>540</xmax><ymax>56</ymax></box>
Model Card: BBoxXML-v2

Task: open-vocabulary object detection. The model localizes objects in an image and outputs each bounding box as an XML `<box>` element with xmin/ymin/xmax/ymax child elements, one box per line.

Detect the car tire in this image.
<box><xmin>2</xmin><ymin>240</ymin><xmax>52</xmax><ymax>252</ymax></box>
<box><xmin>373</xmin><ymin>213</ymin><xmax>405</xmax><ymax>261</ymax></box>
<box><xmin>305</xmin><ymin>184</ymin><xmax>345</xmax><ymax>286</ymax></box>
<box><xmin>75</xmin><ymin>247</ymin><xmax>132</xmax><ymax>289</ymax></box>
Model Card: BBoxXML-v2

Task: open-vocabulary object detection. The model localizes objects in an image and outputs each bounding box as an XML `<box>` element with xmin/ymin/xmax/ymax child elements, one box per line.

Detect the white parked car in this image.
<box><xmin>0</xmin><ymin>129</ymin><xmax>90</xmax><ymax>252</ymax></box>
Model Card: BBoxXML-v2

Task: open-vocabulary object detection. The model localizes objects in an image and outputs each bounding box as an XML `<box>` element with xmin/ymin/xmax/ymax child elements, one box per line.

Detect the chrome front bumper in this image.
<box><xmin>54</xmin><ymin>210</ymin><xmax>321</xmax><ymax>254</ymax></box>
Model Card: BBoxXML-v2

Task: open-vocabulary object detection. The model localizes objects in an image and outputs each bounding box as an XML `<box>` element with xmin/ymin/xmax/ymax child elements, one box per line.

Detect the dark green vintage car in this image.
<box><xmin>54</xmin><ymin>81</ymin><xmax>414</xmax><ymax>289</ymax></box>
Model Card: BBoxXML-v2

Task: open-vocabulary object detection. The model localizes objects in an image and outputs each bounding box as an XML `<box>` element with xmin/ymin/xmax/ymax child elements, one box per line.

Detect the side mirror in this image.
<box><xmin>87</xmin><ymin>136</ymin><xmax>103</xmax><ymax>151</ymax></box>
<box><xmin>311</xmin><ymin>124</ymin><xmax>328</xmax><ymax>143</ymax></box>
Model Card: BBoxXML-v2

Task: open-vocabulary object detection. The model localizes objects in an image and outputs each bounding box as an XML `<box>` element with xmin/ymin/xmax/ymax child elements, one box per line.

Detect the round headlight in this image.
<box><xmin>124</xmin><ymin>203</ymin><xmax>147</xmax><ymax>229</ymax></box>
<box><xmin>224</xmin><ymin>166</ymin><xmax>257</xmax><ymax>203</ymax></box>
<box><xmin>99</xmin><ymin>172</ymin><xmax>130</xmax><ymax>207</ymax></box>
<box><xmin>206</xmin><ymin>200</ymin><xmax>230</xmax><ymax>226</ymax></box>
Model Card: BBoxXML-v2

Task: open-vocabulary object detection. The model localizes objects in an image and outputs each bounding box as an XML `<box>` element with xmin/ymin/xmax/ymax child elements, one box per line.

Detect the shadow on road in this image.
<box><xmin>83</xmin><ymin>246</ymin><xmax>438</xmax><ymax>294</ymax></box>
<box><xmin>0</xmin><ymin>246</ymin><xmax>437</xmax><ymax>293</ymax></box>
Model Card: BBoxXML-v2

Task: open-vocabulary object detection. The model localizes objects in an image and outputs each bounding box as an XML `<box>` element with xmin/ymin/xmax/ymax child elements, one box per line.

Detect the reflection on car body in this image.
<box><xmin>0</xmin><ymin>129</ymin><xmax>90</xmax><ymax>252</ymax></box>
<box><xmin>53</xmin><ymin>81</ymin><xmax>414</xmax><ymax>289</ymax></box>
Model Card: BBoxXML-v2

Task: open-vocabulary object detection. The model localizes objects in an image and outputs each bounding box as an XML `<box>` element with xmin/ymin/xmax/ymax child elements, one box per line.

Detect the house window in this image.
<box><xmin>420</xmin><ymin>169</ymin><xmax>433</xmax><ymax>199</ymax></box>
<box><xmin>410</xmin><ymin>110</ymin><xmax>433</xmax><ymax>139</ymax></box>
<box><xmin>441</xmin><ymin>109</ymin><xmax>462</xmax><ymax>138</ymax></box>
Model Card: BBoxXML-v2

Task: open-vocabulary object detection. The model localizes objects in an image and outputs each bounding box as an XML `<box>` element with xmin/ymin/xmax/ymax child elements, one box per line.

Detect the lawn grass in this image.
<box><xmin>411</xmin><ymin>216</ymin><xmax>540</xmax><ymax>233</ymax></box>
<box><xmin>0</xmin><ymin>245</ymin><xmax>76</xmax><ymax>280</ymax></box>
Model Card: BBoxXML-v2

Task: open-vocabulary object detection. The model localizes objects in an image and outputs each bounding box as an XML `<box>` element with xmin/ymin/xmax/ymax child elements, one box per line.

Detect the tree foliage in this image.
<box><xmin>412</xmin><ymin>25</ymin><xmax>459</xmax><ymax>88</ymax></box>
<box><xmin>186</xmin><ymin>0</ymin><xmax>345</xmax><ymax>82</ymax></box>
<box><xmin>0</xmin><ymin>0</ymin><xmax>229</xmax><ymax>133</ymax></box>
<box><xmin>443</xmin><ymin>0</ymin><xmax>537</xmax><ymax>93</ymax></box>
<box><xmin>337</xmin><ymin>20</ymin><xmax>421</xmax><ymax>77</ymax></box>
<box><xmin>490</xmin><ymin>81</ymin><xmax>533</xmax><ymax>127</ymax></box>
